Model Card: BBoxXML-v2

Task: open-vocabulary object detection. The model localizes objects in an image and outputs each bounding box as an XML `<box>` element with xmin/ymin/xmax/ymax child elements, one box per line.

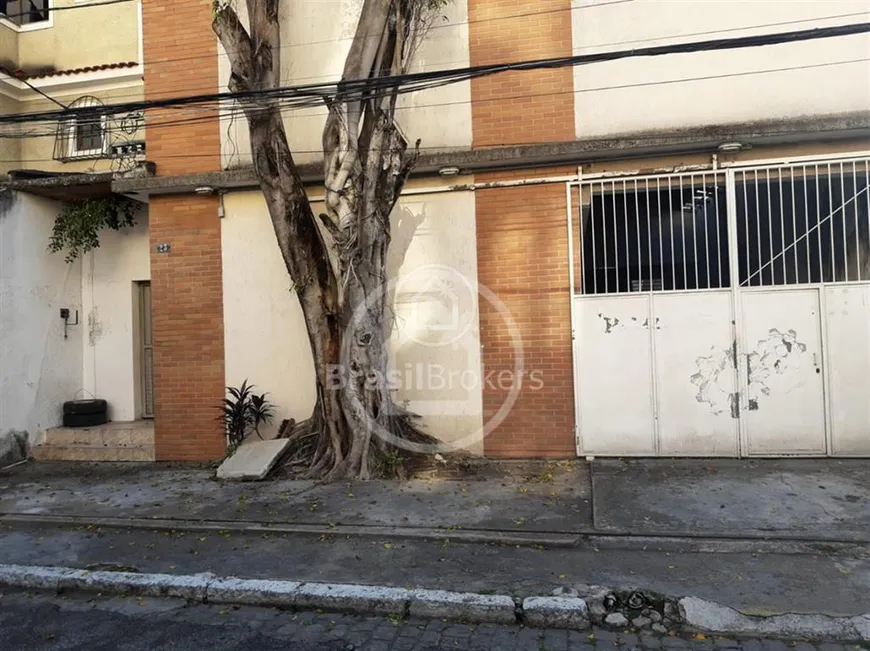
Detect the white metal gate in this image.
<box><xmin>569</xmin><ymin>154</ymin><xmax>870</xmax><ymax>457</ymax></box>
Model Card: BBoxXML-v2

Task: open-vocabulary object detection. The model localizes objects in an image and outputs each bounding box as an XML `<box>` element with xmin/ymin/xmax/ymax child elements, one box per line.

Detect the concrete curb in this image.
<box><xmin>680</xmin><ymin>596</ymin><xmax>870</xmax><ymax>642</ymax></box>
<box><xmin>524</xmin><ymin>596</ymin><xmax>590</xmax><ymax>630</ymax></box>
<box><xmin>408</xmin><ymin>589</ymin><xmax>518</xmax><ymax>625</ymax></box>
<box><xmin>0</xmin><ymin>563</ymin><xmax>867</xmax><ymax>640</ymax></box>
<box><xmin>0</xmin><ymin>563</ymin><xmax>521</xmax><ymax>625</ymax></box>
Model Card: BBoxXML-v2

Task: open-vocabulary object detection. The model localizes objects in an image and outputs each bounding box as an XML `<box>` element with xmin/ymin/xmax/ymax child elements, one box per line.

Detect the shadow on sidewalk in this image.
<box><xmin>591</xmin><ymin>458</ymin><xmax>870</xmax><ymax>542</ymax></box>
<box><xmin>2</xmin><ymin>457</ymin><xmax>869</xmax><ymax>542</ymax></box>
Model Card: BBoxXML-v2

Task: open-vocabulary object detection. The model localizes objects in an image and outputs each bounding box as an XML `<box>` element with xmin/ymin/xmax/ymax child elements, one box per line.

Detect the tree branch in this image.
<box><xmin>212</xmin><ymin>4</ymin><xmax>254</xmax><ymax>94</ymax></box>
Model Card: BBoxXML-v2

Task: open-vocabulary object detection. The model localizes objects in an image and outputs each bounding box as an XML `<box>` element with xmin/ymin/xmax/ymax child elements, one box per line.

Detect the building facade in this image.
<box><xmin>2</xmin><ymin>0</ymin><xmax>869</xmax><ymax>463</ymax></box>
<box><xmin>0</xmin><ymin>0</ymin><xmax>146</xmax><ymax>464</ymax></box>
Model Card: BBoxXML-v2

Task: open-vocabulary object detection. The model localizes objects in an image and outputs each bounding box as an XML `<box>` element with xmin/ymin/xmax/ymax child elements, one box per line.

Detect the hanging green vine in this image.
<box><xmin>48</xmin><ymin>196</ymin><xmax>138</xmax><ymax>263</ymax></box>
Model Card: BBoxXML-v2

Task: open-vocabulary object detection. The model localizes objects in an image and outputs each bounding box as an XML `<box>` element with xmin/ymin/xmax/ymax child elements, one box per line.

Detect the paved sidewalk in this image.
<box><xmin>2</xmin><ymin>458</ymin><xmax>868</xmax><ymax>541</ymax></box>
<box><xmin>593</xmin><ymin>459</ymin><xmax>870</xmax><ymax>541</ymax></box>
<box><xmin>1</xmin><ymin>458</ymin><xmax>869</xmax><ymax>638</ymax></box>
<box><xmin>0</xmin><ymin>460</ymin><xmax>591</xmax><ymax>542</ymax></box>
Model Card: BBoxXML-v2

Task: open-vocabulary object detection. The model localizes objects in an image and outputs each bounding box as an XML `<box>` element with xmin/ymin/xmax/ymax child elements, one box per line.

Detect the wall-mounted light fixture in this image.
<box><xmin>438</xmin><ymin>166</ymin><xmax>461</xmax><ymax>177</ymax></box>
<box><xmin>60</xmin><ymin>308</ymin><xmax>79</xmax><ymax>340</ymax></box>
<box><xmin>718</xmin><ymin>142</ymin><xmax>745</xmax><ymax>153</ymax></box>
<box><xmin>194</xmin><ymin>186</ymin><xmax>226</xmax><ymax>217</ymax></box>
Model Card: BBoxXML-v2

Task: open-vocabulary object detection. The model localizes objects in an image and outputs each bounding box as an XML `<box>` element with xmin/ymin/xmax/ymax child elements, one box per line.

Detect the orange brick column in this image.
<box><xmin>469</xmin><ymin>0</ymin><xmax>577</xmax><ymax>457</ymax></box>
<box><xmin>468</xmin><ymin>0</ymin><xmax>575</xmax><ymax>148</ymax></box>
<box><xmin>143</xmin><ymin>0</ymin><xmax>225</xmax><ymax>460</ymax></box>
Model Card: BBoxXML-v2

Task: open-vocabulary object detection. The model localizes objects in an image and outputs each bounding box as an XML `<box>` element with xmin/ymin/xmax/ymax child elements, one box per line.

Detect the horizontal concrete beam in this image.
<box><xmin>109</xmin><ymin>111</ymin><xmax>870</xmax><ymax>196</ymax></box>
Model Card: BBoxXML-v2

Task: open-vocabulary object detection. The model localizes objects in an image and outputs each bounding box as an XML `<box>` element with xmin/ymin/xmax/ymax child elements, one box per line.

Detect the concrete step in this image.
<box><xmin>43</xmin><ymin>422</ymin><xmax>154</xmax><ymax>448</ymax></box>
<box><xmin>32</xmin><ymin>444</ymin><xmax>155</xmax><ymax>462</ymax></box>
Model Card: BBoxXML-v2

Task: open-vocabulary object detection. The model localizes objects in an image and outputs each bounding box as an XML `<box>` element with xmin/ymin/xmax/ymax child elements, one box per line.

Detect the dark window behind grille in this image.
<box><xmin>736</xmin><ymin>164</ymin><xmax>870</xmax><ymax>286</ymax></box>
<box><xmin>54</xmin><ymin>97</ymin><xmax>106</xmax><ymax>161</ymax></box>
<box><xmin>581</xmin><ymin>177</ymin><xmax>730</xmax><ymax>294</ymax></box>
<box><xmin>75</xmin><ymin>120</ymin><xmax>103</xmax><ymax>153</ymax></box>
<box><xmin>1</xmin><ymin>0</ymin><xmax>49</xmax><ymax>26</ymax></box>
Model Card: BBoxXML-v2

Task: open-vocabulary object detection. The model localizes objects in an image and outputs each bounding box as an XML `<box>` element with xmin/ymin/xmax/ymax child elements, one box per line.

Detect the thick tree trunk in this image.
<box><xmin>214</xmin><ymin>0</ymin><xmax>438</xmax><ymax>479</ymax></box>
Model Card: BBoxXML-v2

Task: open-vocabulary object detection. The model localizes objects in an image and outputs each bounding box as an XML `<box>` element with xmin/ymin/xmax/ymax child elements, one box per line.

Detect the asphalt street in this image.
<box><xmin>0</xmin><ymin>590</ymin><xmax>864</xmax><ymax>651</ymax></box>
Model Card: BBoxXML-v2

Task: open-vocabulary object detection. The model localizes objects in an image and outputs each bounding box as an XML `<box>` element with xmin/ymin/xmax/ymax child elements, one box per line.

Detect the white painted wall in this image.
<box><xmin>81</xmin><ymin>213</ymin><xmax>150</xmax><ymax>423</ymax></box>
<box><xmin>221</xmin><ymin>185</ymin><xmax>484</xmax><ymax>452</ymax></box>
<box><xmin>572</xmin><ymin>0</ymin><xmax>870</xmax><ymax>138</ymax></box>
<box><xmin>0</xmin><ymin>192</ymin><xmax>83</xmax><ymax>447</ymax></box>
<box><xmin>219</xmin><ymin>0</ymin><xmax>472</xmax><ymax>168</ymax></box>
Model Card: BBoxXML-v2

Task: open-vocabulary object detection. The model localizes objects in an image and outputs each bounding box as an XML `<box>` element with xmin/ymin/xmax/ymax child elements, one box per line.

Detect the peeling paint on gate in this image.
<box><xmin>597</xmin><ymin>314</ymin><xmax>661</xmax><ymax>334</ymax></box>
<box><xmin>691</xmin><ymin>329</ymin><xmax>809</xmax><ymax>417</ymax></box>
<box><xmin>598</xmin><ymin>313</ymin><xmax>621</xmax><ymax>334</ymax></box>
<box><xmin>690</xmin><ymin>341</ymin><xmax>737</xmax><ymax>417</ymax></box>
<box><xmin>746</xmin><ymin>328</ymin><xmax>808</xmax><ymax>399</ymax></box>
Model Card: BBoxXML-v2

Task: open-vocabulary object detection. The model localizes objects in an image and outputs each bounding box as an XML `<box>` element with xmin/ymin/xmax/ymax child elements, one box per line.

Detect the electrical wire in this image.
<box><xmin>141</xmin><ymin>2</ymin><xmax>867</xmax><ymax>71</ymax></box>
<box><xmin>8</xmin><ymin>8</ymin><xmax>868</xmax><ymax>106</ymax></box>
<box><xmin>143</xmin><ymin>0</ymin><xmax>636</xmax><ymax>69</ymax></box>
<box><xmin>0</xmin><ymin>0</ymin><xmax>134</xmax><ymax>21</ymax></box>
<box><xmin>2</xmin><ymin>55</ymin><xmax>868</xmax><ymax>145</ymax></box>
<box><xmin>90</xmin><ymin>5</ymin><xmax>870</xmax><ymax>105</ymax></box>
<box><xmin>0</xmin><ymin>69</ymin><xmax>67</xmax><ymax>109</ymax></box>
<box><xmin>3</xmin><ymin>122</ymin><xmax>868</xmax><ymax>166</ymax></box>
<box><xmin>3</xmin><ymin>21</ymin><xmax>869</xmax><ymax>129</ymax></box>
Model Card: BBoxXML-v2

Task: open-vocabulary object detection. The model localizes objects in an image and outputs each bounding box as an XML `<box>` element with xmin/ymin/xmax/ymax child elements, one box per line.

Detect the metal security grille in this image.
<box><xmin>579</xmin><ymin>172</ymin><xmax>729</xmax><ymax>294</ymax></box>
<box><xmin>735</xmin><ymin>160</ymin><xmax>870</xmax><ymax>287</ymax></box>
<box><xmin>570</xmin><ymin>153</ymin><xmax>870</xmax><ymax>460</ymax></box>
<box><xmin>579</xmin><ymin>159</ymin><xmax>870</xmax><ymax>295</ymax></box>
<box><xmin>53</xmin><ymin>97</ymin><xmax>106</xmax><ymax>161</ymax></box>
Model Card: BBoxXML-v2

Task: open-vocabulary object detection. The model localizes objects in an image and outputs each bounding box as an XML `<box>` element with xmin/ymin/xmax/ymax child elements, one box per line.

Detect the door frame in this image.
<box><xmin>138</xmin><ymin>281</ymin><xmax>154</xmax><ymax>419</ymax></box>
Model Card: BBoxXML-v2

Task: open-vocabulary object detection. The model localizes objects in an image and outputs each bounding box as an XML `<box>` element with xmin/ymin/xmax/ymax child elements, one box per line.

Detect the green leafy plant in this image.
<box><xmin>48</xmin><ymin>196</ymin><xmax>137</xmax><ymax>263</ymax></box>
<box><xmin>219</xmin><ymin>380</ymin><xmax>276</xmax><ymax>454</ymax></box>
<box><xmin>249</xmin><ymin>392</ymin><xmax>275</xmax><ymax>439</ymax></box>
<box><xmin>377</xmin><ymin>449</ymin><xmax>406</xmax><ymax>477</ymax></box>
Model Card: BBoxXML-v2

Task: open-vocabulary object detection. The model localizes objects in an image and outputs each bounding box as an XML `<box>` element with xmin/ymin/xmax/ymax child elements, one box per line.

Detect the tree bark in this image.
<box><xmin>214</xmin><ymin>0</ymin><xmax>437</xmax><ymax>479</ymax></box>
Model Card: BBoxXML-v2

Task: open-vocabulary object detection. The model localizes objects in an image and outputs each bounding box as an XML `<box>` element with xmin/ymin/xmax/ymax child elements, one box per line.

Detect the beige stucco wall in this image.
<box><xmin>0</xmin><ymin>22</ymin><xmax>17</xmax><ymax>68</ymax></box>
<box><xmin>15</xmin><ymin>83</ymin><xmax>143</xmax><ymax>173</ymax></box>
<box><xmin>0</xmin><ymin>192</ymin><xmax>83</xmax><ymax>446</ymax></box>
<box><xmin>81</xmin><ymin>212</ymin><xmax>151</xmax><ymax>423</ymax></box>
<box><xmin>1</xmin><ymin>0</ymin><xmax>142</xmax><ymax>173</ymax></box>
<box><xmin>572</xmin><ymin>0</ymin><xmax>870</xmax><ymax>138</ymax></box>
<box><xmin>219</xmin><ymin>0</ymin><xmax>472</xmax><ymax>169</ymax></box>
<box><xmin>221</xmin><ymin>179</ymin><xmax>484</xmax><ymax>453</ymax></box>
<box><xmin>16</xmin><ymin>0</ymin><xmax>139</xmax><ymax>72</ymax></box>
<box><xmin>0</xmin><ymin>93</ymin><xmax>20</xmax><ymax>171</ymax></box>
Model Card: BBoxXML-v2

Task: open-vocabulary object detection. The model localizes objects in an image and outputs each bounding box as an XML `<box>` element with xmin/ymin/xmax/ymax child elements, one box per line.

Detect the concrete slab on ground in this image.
<box><xmin>216</xmin><ymin>440</ymin><xmax>291</xmax><ymax>481</ymax></box>
<box><xmin>592</xmin><ymin>459</ymin><xmax>870</xmax><ymax>540</ymax></box>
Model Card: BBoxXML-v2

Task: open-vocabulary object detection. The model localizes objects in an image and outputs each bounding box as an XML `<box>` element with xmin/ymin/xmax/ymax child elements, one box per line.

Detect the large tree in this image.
<box><xmin>213</xmin><ymin>0</ymin><xmax>446</xmax><ymax>479</ymax></box>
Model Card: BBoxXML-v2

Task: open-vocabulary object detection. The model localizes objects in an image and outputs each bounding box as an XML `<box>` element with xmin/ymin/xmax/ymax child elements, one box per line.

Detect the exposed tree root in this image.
<box><xmin>279</xmin><ymin>400</ymin><xmax>439</xmax><ymax>480</ymax></box>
